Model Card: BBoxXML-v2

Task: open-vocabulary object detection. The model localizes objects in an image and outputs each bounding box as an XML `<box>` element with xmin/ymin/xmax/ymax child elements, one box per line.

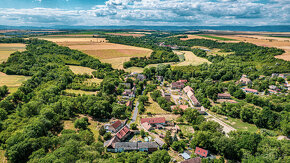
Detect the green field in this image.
<box><xmin>65</xmin><ymin>89</ymin><xmax>98</xmax><ymax>95</ymax></box>
<box><xmin>197</xmin><ymin>35</ymin><xmax>237</xmax><ymax>41</ymax></box>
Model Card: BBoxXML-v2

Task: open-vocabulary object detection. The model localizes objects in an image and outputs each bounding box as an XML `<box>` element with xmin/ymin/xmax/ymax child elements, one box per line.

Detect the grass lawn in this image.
<box><xmin>197</xmin><ymin>35</ymin><xmax>237</xmax><ymax>41</ymax></box>
<box><xmin>178</xmin><ymin>124</ymin><xmax>195</xmax><ymax>136</ymax></box>
<box><xmin>212</xmin><ymin>112</ymin><xmax>258</xmax><ymax>133</ymax></box>
<box><xmin>87</xmin><ymin>119</ymin><xmax>100</xmax><ymax>141</ymax></box>
<box><xmin>65</xmin><ymin>89</ymin><xmax>98</xmax><ymax>95</ymax></box>
<box><xmin>144</xmin><ymin>94</ymin><xmax>170</xmax><ymax>114</ymax></box>
<box><xmin>168</xmin><ymin>149</ymin><xmax>183</xmax><ymax>162</ymax></box>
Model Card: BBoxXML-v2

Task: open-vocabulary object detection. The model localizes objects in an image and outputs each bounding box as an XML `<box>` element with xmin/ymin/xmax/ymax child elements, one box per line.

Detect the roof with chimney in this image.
<box><xmin>195</xmin><ymin>147</ymin><xmax>208</xmax><ymax>157</ymax></box>
<box><xmin>112</xmin><ymin>120</ymin><xmax>123</xmax><ymax>130</ymax></box>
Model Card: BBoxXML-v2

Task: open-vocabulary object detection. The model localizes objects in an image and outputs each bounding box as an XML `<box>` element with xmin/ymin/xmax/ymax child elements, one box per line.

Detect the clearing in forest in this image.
<box><xmin>0</xmin><ymin>43</ymin><xmax>26</xmax><ymax>63</ymax></box>
<box><xmin>144</xmin><ymin>94</ymin><xmax>170</xmax><ymax>115</ymax></box>
<box><xmin>173</xmin><ymin>51</ymin><xmax>211</xmax><ymax>66</ymax></box>
<box><xmin>69</xmin><ymin>65</ymin><xmax>96</xmax><ymax>75</ymax></box>
<box><xmin>65</xmin><ymin>89</ymin><xmax>98</xmax><ymax>95</ymax></box>
<box><xmin>0</xmin><ymin>72</ymin><xmax>31</xmax><ymax>94</ymax></box>
<box><xmin>42</xmin><ymin>37</ymin><xmax>152</xmax><ymax>69</ymax></box>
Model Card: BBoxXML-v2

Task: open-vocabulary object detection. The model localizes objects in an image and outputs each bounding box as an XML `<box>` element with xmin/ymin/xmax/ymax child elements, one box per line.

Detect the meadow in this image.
<box><xmin>0</xmin><ymin>43</ymin><xmax>26</xmax><ymax>63</ymax></box>
<box><xmin>173</xmin><ymin>51</ymin><xmax>211</xmax><ymax>66</ymax></box>
<box><xmin>69</xmin><ymin>65</ymin><xmax>96</xmax><ymax>75</ymax></box>
<box><xmin>0</xmin><ymin>72</ymin><xmax>31</xmax><ymax>94</ymax></box>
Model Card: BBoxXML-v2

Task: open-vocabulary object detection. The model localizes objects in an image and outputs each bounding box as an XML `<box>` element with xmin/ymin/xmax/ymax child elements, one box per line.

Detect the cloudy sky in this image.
<box><xmin>0</xmin><ymin>0</ymin><xmax>289</xmax><ymax>26</ymax></box>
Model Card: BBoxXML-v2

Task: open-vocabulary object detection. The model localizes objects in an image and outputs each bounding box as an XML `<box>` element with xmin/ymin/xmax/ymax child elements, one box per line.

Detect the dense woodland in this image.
<box><xmin>0</xmin><ymin>34</ymin><xmax>289</xmax><ymax>163</ymax></box>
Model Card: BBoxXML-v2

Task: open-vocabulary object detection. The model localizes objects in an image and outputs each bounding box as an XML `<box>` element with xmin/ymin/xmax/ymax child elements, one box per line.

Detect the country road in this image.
<box><xmin>128</xmin><ymin>88</ymin><xmax>145</xmax><ymax>126</ymax></box>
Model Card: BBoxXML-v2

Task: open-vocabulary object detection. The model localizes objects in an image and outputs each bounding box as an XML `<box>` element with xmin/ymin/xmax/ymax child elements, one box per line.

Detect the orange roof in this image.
<box><xmin>172</xmin><ymin>105</ymin><xmax>188</xmax><ymax>110</ymax></box>
<box><xmin>195</xmin><ymin>147</ymin><xmax>208</xmax><ymax>157</ymax></box>
<box><xmin>141</xmin><ymin>117</ymin><xmax>166</xmax><ymax>124</ymax></box>
<box><xmin>142</xmin><ymin>122</ymin><xmax>152</xmax><ymax>131</ymax></box>
<box><xmin>116</xmin><ymin>125</ymin><xmax>130</xmax><ymax>139</ymax></box>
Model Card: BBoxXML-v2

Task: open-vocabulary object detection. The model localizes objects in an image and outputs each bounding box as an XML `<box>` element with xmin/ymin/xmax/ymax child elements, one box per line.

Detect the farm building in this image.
<box><xmin>242</xmin><ymin>88</ymin><xmax>258</xmax><ymax>94</ymax></box>
<box><xmin>154</xmin><ymin>137</ymin><xmax>165</xmax><ymax>147</ymax></box>
<box><xmin>239</xmin><ymin>76</ymin><xmax>252</xmax><ymax>85</ymax></box>
<box><xmin>122</xmin><ymin>89</ymin><xmax>135</xmax><ymax>98</ymax></box>
<box><xmin>268</xmin><ymin>89</ymin><xmax>278</xmax><ymax>94</ymax></box>
<box><xmin>104</xmin><ymin>136</ymin><xmax>120</xmax><ymax>150</ymax></box>
<box><xmin>116</xmin><ymin>125</ymin><xmax>131</xmax><ymax>141</ymax></box>
<box><xmin>171</xmin><ymin>81</ymin><xmax>185</xmax><ymax>89</ymax></box>
<box><xmin>140</xmin><ymin>117</ymin><xmax>166</xmax><ymax>126</ymax></box>
<box><xmin>108</xmin><ymin>142</ymin><xmax>159</xmax><ymax>153</ymax></box>
<box><xmin>217</xmin><ymin>93</ymin><xmax>231</xmax><ymax>99</ymax></box>
<box><xmin>195</xmin><ymin>147</ymin><xmax>209</xmax><ymax>157</ymax></box>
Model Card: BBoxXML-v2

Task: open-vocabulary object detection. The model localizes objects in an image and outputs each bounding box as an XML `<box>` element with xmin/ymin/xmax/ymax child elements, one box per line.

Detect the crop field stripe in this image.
<box><xmin>197</xmin><ymin>35</ymin><xmax>237</xmax><ymax>41</ymax></box>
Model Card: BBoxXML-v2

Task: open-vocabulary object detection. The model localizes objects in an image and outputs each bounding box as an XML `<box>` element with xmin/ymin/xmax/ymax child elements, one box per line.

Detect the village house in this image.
<box><xmin>177</xmin><ymin>79</ymin><xmax>188</xmax><ymax>83</ymax></box>
<box><xmin>171</xmin><ymin>81</ymin><xmax>185</xmax><ymax>89</ymax></box>
<box><xmin>239</xmin><ymin>76</ymin><xmax>252</xmax><ymax>85</ymax></box>
<box><xmin>141</xmin><ymin>122</ymin><xmax>153</xmax><ymax>131</ymax></box>
<box><xmin>140</xmin><ymin>117</ymin><xmax>166</xmax><ymax>128</ymax></box>
<box><xmin>269</xmin><ymin>89</ymin><xmax>278</xmax><ymax>94</ymax></box>
<box><xmin>116</xmin><ymin>125</ymin><xmax>131</xmax><ymax>141</ymax></box>
<box><xmin>122</xmin><ymin>89</ymin><xmax>135</xmax><ymax>98</ymax></box>
<box><xmin>104</xmin><ymin>120</ymin><xmax>124</xmax><ymax>133</ymax></box>
<box><xmin>183</xmin><ymin>86</ymin><xmax>193</xmax><ymax>94</ymax></box>
<box><xmin>195</xmin><ymin>147</ymin><xmax>209</xmax><ymax>158</ymax></box>
<box><xmin>269</xmin><ymin>85</ymin><xmax>277</xmax><ymax>90</ymax></box>
<box><xmin>217</xmin><ymin>93</ymin><xmax>231</xmax><ymax>99</ymax></box>
<box><xmin>154</xmin><ymin>137</ymin><xmax>165</xmax><ymax>147</ymax></box>
<box><xmin>187</xmin><ymin>90</ymin><xmax>201</xmax><ymax>107</ymax></box>
<box><xmin>104</xmin><ymin>136</ymin><xmax>121</xmax><ymax>152</ymax></box>
<box><xmin>242</xmin><ymin>88</ymin><xmax>259</xmax><ymax>95</ymax></box>
<box><xmin>161</xmin><ymin>89</ymin><xmax>171</xmax><ymax>101</ymax></box>
<box><xmin>137</xmin><ymin>74</ymin><xmax>146</xmax><ymax>81</ymax></box>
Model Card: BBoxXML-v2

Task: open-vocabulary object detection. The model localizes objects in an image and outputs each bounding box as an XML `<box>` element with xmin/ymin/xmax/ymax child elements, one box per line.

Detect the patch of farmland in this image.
<box><xmin>39</xmin><ymin>37</ymin><xmax>107</xmax><ymax>43</ymax></box>
<box><xmin>0</xmin><ymin>72</ymin><xmax>31</xmax><ymax>94</ymax></box>
<box><xmin>173</xmin><ymin>51</ymin><xmax>211</xmax><ymax>66</ymax></box>
<box><xmin>0</xmin><ymin>43</ymin><xmax>26</xmax><ymax>63</ymax></box>
<box><xmin>106</xmin><ymin>32</ymin><xmax>145</xmax><ymax>37</ymax></box>
<box><xmin>212</xmin><ymin>35</ymin><xmax>290</xmax><ymax>61</ymax></box>
<box><xmin>68</xmin><ymin>65</ymin><xmax>96</xmax><ymax>75</ymax></box>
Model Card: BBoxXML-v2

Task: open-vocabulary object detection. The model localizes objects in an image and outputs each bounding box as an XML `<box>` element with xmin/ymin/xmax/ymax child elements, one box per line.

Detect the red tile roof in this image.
<box><xmin>217</xmin><ymin>93</ymin><xmax>231</xmax><ymax>98</ymax></box>
<box><xmin>126</xmin><ymin>101</ymin><xmax>132</xmax><ymax>107</ymax></box>
<box><xmin>141</xmin><ymin>117</ymin><xmax>166</xmax><ymax>124</ymax></box>
<box><xmin>195</xmin><ymin>147</ymin><xmax>208</xmax><ymax>157</ymax></box>
<box><xmin>183</xmin><ymin>86</ymin><xmax>193</xmax><ymax>93</ymax></box>
<box><xmin>141</xmin><ymin>122</ymin><xmax>152</xmax><ymax>131</ymax></box>
<box><xmin>112</xmin><ymin>120</ymin><xmax>122</xmax><ymax>130</ymax></box>
<box><xmin>116</xmin><ymin>125</ymin><xmax>130</xmax><ymax>140</ymax></box>
<box><xmin>244</xmin><ymin>88</ymin><xmax>258</xmax><ymax>93</ymax></box>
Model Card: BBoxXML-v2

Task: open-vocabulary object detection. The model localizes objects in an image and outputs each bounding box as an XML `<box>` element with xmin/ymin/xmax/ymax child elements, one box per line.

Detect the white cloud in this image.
<box><xmin>0</xmin><ymin>0</ymin><xmax>289</xmax><ymax>26</ymax></box>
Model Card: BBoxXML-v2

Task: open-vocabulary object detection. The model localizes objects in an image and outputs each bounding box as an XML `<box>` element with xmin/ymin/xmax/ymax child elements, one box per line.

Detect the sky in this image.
<box><xmin>0</xmin><ymin>0</ymin><xmax>289</xmax><ymax>26</ymax></box>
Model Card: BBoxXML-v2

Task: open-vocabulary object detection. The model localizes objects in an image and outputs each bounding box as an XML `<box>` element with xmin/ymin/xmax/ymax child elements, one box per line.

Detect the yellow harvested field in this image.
<box><xmin>173</xmin><ymin>51</ymin><xmax>211</xmax><ymax>66</ymax></box>
<box><xmin>124</xmin><ymin>67</ymin><xmax>145</xmax><ymax>73</ymax></box>
<box><xmin>210</xmin><ymin>35</ymin><xmax>290</xmax><ymax>61</ymax></box>
<box><xmin>0</xmin><ymin>43</ymin><xmax>26</xmax><ymax>63</ymax></box>
<box><xmin>180</xmin><ymin>35</ymin><xmax>209</xmax><ymax>40</ymax></box>
<box><xmin>69</xmin><ymin>65</ymin><xmax>96</xmax><ymax>75</ymax></box>
<box><xmin>87</xmin><ymin>78</ymin><xmax>103</xmax><ymax>85</ymax></box>
<box><xmin>0</xmin><ymin>72</ymin><xmax>31</xmax><ymax>87</ymax></box>
<box><xmin>40</xmin><ymin>37</ymin><xmax>107</xmax><ymax>43</ymax></box>
<box><xmin>106</xmin><ymin>33</ymin><xmax>145</xmax><ymax>37</ymax></box>
<box><xmin>43</xmin><ymin>37</ymin><xmax>152</xmax><ymax>69</ymax></box>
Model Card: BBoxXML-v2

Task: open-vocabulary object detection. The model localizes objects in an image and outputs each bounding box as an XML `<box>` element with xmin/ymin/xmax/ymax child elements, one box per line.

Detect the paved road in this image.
<box><xmin>128</xmin><ymin>88</ymin><xmax>145</xmax><ymax>126</ymax></box>
<box><xmin>129</xmin><ymin>101</ymin><xmax>139</xmax><ymax>126</ymax></box>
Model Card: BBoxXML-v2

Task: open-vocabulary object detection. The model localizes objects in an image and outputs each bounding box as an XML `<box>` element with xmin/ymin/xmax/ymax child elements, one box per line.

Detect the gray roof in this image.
<box><xmin>138</xmin><ymin>142</ymin><xmax>159</xmax><ymax>149</ymax></box>
<box><xmin>115</xmin><ymin>142</ymin><xmax>138</xmax><ymax>150</ymax></box>
<box><xmin>154</xmin><ymin>138</ymin><xmax>165</xmax><ymax>146</ymax></box>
